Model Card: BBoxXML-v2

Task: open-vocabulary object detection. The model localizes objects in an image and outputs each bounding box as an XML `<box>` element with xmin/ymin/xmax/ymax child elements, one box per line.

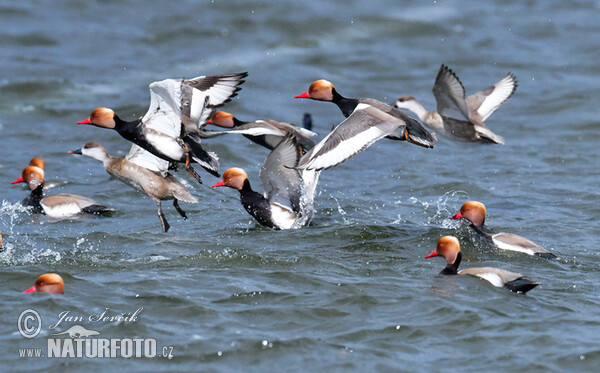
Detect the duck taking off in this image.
<box><xmin>206</xmin><ymin>110</ymin><xmax>317</xmax><ymax>151</ymax></box>
<box><xmin>212</xmin><ymin>135</ymin><xmax>320</xmax><ymax>230</ymax></box>
<box><xmin>395</xmin><ymin>64</ymin><xmax>517</xmax><ymax>144</ymax></box>
<box><xmin>294</xmin><ymin>79</ymin><xmax>436</xmax><ymax>171</ymax></box>
<box><xmin>70</xmin><ymin>142</ymin><xmax>198</xmax><ymax>232</ymax></box>
<box><xmin>77</xmin><ymin>72</ymin><xmax>247</xmax><ymax>184</ymax></box>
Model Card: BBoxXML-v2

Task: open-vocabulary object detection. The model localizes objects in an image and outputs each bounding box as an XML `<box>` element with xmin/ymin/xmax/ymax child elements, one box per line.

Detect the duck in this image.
<box><xmin>0</xmin><ymin>232</ymin><xmax>3</xmax><ymax>252</ymax></box>
<box><xmin>293</xmin><ymin>79</ymin><xmax>436</xmax><ymax>170</ymax></box>
<box><xmin>212</xmin><ymin>135</ymin><xmax>320</xmax><ymax>229</ymax></box>
<box><xmin>76</xmin><ymin>72</ymin><xmax>248</xmax><ymax>184</ymax></box>
<box><xmin>11</xmin><ymin>165</ymin><xmax>113</xmax><ymax>218</ymax></box>
<box><xmin>206</xmin><ymin>110</ymin><xmax>317</xmax><ymax>151</ymax></box>
<box><xmin>70</xmin><ymin>142</ymin><xmax>198</xmax><ymax>232</ymax></box>
<box><xmin>12</xmin><ymin>157</ymin><xmax>60</xmax><ymax>190</ymax></box>
<box><xmin>425</xmin><ymin>236</ymin><xmax>539</xmax><ymax>293</ymax></box>
<box><xmin>394</xmin><ymin>64</ymin><xmax>517</xmax><ymax>144</ymax></box>
<box><xmin>452</xmin><ymin>201</ymin><xmax>556</xmax><ymax>258</ymax></box>
<box><xmin>23</xmin><ymin>273</ymin><xmax>64</xmax><ymax>294</ymax></box>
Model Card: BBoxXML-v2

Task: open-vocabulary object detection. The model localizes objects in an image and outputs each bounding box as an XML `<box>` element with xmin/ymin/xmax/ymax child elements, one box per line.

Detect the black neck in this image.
<box><xmin>233</xmin><ymin>117</ymin><xmax>248</xmax><ymax>127</ymax></box>
<box><xmin>331</xmin><ymin>88</ymin><xmax>359</xmax><ymax>118</ymax></box>
<box><xmin>439</xmin><ymin>252</ymin><xmax>461</xmax><ymax>275</ymax></box>
<box><xmin>25</xmin><ymin>184</ymin><xmax>44</xmax><ymax>211</ymax></box>
<box><xmin>114</xmin><ymin>115</ymin><xmax>143</xmax><ymax>138</ymax></box>
<box><xmin>470</xmin><ymin>223</ymin><xmax>493</xmax><ymax>240</ymax></box>
<box><xmin>239</xmin><ymin>179</ymin><xmax>253</xmax><ymax>193</ymax></box>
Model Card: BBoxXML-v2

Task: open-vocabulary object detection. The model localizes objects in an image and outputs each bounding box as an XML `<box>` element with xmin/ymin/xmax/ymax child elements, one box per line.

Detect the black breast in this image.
<box><xmin>239</xmin><ymin>181</ymin><xmax>276</xmax><ymax>229</ymax></box>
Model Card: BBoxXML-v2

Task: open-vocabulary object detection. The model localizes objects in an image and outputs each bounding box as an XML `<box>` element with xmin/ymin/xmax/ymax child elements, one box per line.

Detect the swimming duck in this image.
<box><xmin>12</xmin><ymin>157</ymin><xmax>60</xmax><ymax>190</ymax></box>
<box><xmin>77</xmin><ymin>72</ymin><xmax>248</xmax><ymax>183</ymax></box>
<box><xmin>293</xmin><ymin>79</ymin><xmax>436</xmax><ymax>170</ymax></box>
<box><xmin>212</xmin><ymin>135</ymin><xmax>320</xmax><ymax>229</ymax></box>
<box><xmin>425</xmin><ymin>236</ymin><xmax>539</xmax><ymax>293</ymax></box>
<box><xmin>452</xmin><ymin>201</ymin><xmax>556</xmax><ymax>258</ymax></box>
<box><xmin>394</xmin><ymin>64</ymin><xmax>517</xmax><ymax>144</ymax></box>
<box><xmin>206</xmin><ymin>110</ymin><xmax>316</xmax><ymax>151</ymax></box>
<box><xmin>70</xmin><ymin>142</ymin><xmax>198</xmax><ymax>232</ymax></box>
<box><xmin>11</xmin><ymin>165</ymin><xmax>112</xmax><ymax>218</ymax></box>
<box><xmin>23</xmin><ymin>273</ymin><xmax>64</xmax><ymax>294</ymax></box>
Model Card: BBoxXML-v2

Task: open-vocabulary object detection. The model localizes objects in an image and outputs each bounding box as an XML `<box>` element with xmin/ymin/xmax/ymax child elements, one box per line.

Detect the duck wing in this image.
<box><xmin>141</xmin><ymin>72</ymin><xmax>248</xmax><ymax>138</ymax></box>
<box><xmin>295</xmin><ymin>104</ymin><xmax>402</xmax><ymax>171</ymax></box>
<box><xmin>466</xmin><ymin>72</ymin><xmax>518</xmax><ymax>123</ymax></box>
<box><xmin>433</xmin><ymin>64</ymin><xmax>470</xmax><ymax>122</ymax></box>
<box><xmin>227</xmin><ymin>120</ymin><xmax>317</xmax><ymax>150</ymax></box>
<box><xmin>182</xmin><ymin>72</ymin><xmax>248</xmax><ymax>132</ymax></box>
<box><xmin>125</xmin><ymin>144</ymin><xmax>170</xmax><ymax>177</ymax></box>
<box><xmin>259</xmin><ymin>135</ymin><xmax>303</xmax><ymax>212</ymax></box>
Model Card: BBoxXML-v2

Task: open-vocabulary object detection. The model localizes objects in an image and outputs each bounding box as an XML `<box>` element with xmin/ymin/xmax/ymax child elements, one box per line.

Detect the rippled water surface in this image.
<box><xmin>1</xmin><ymin>0</ymin><xmax>599</xmax><ymax>371</ymax></box>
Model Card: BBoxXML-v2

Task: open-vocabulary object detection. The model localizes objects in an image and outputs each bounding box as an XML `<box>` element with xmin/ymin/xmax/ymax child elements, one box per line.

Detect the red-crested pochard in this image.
<box><xmin>11</xmin><ymin>165</ymin><xmax>113</xmax><ymax>218</ymax></box>
<box><xmin>293</xmin><ymin>79</ymin><xmax>436</xmax><ymax>170</ymax></box>
<box><xmin>452</xmin><ymin>201</ymin><xmax>556</xmax><ymax>258</ymax></box>
<box><xmin>212</xmin><ymin>135</ymin><xmax>320</xmax><ymax>229</ymax></box>
<box><xmin>70</xmin><ymin>142</ymin><xmax>198</xmax><ymax>232</ymax></box>
<box><xmin>206</xmin><ymin>111</ymin><xmax>316</xmax><ymax>151</ymax></box>
<box><xmin>23</xmin><ymin>273</ymin><xmax>64</xmax><ymax>294</ymax></box>
<box><xmin>76</xmin><ymin>72</ymin><xmax>248</xmax><ymax>184</ymax></box>
<box><xmin>395</xmin><ymin>64</ymin><xmax>517</xmax><ymax>144</ymax></box>
<box><xmin>12</xmin><ymin>157</ymin><xmax>60</xmax><ymax>190</ymax></box>
<box><xmin>425</xmin><ymin>236</ymin><xmax>539</xmax><ymax>293</ymax></box>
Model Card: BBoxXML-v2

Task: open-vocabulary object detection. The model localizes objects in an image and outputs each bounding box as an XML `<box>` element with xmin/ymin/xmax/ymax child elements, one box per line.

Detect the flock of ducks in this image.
<box><xmin>9</xmin><ymin>64</ymin><xmax>553</xmax><ymax>295</ymax></box>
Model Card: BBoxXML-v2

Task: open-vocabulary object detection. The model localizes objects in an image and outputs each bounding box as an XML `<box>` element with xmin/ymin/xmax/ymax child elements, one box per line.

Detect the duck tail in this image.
<box><xmin>504</xmin><ymin>278</ymin><xmax>540</xmax><ymax>294</ymax></box>
<box><xmin>404</xmin><ymin>115</ymin><xmax>437</xmax><ymax>148</ymax></box>
<box><xmin>82</xmin><ymin>204</ymin><xmax>114</xmax><ymax>215</ymax></box>
<box><xmin>184</xmin><ymin>134</ymin><xmax>220</xmax><ymax>177</ymax></box>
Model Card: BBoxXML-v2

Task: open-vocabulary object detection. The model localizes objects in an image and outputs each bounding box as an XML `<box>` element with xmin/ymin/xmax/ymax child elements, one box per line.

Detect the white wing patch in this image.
<box><xmin>142</xmin><ymin>79</ymin><xmax>183</xmax><ymax>138</ymax></box>
<box><xmin>227</xmin><ymin>127</ymin><xmax>286</xmax><ymax>137</ymax></box>
<box><xmin>270</xmin><ymin>202</ymin><xmax>297</xmax><ymax>230</ymax></box>
<box><xmin>477</xmin><ymin>73</ymin><xmax>518</xmax><ymax>122</ymax></box>
<box><xmin>125</xmin><ymin>144</ymin><xmax>170</xmax><ymax>176</ymax></box>
<box><xmin>492</xmin><ymin>236</ymin><xmax>536</xmax><ymax>255</ymax></box>
<box><xmin>299</xmin><ymin>123</ymin><xmax>396</xmax><ymax>170</ymax></box>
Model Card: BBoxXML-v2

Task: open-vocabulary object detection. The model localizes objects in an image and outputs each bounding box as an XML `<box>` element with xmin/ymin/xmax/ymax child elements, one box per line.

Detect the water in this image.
<box><xmin>1</xmin><ymin>0</ymin><xmax>599</xmax><ymax>371</ymax></box>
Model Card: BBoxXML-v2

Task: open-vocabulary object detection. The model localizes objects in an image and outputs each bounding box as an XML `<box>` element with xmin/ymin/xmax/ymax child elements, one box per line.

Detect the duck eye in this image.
<box><xmin>39</xmin><ymin>282</ymin><xmax>44</xmax><ymax>286</ymax></box>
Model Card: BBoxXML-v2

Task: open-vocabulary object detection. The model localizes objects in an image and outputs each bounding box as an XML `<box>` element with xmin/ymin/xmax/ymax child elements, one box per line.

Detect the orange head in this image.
<box><xmin>207</xmin><ymin>111</ymin><xmax>236</xmax><ymax>128</ymax></box>
<box><xmin>294</xmin><ymin>79</ymin><xmax>335</xmax><ymax>101</ymax></box>
<box><xmin>211</xmin><ymin>168</ymin><xmax>248</xmax><ymax>190</ymax></box>
<box><xmin>77</xmin><ymin>107</ymin><xmax>116</xmax><ymax>129</ymax></box>
<box><xmin>29</xmin><ymin>157</ymin><xmax>45</xmax><ymax>169</ymax></box>
<box><xmin>23</xmin><ymin>273</ymin><xmax>64</xmax><ymax>294</ymax></box>
<box><xmin>12</xmin><ymin>165</ymin><xmax>44</xmax><ymax>190</ymax></box>
<box><xmin>452</xmin><ymin>201</ymin><xmax>486</xmax><ymax>227</ymax></box>
<box><xmin>425</xmin><ymin>236</ymin><xmax>461</xmax><ymax>265</ymax></box>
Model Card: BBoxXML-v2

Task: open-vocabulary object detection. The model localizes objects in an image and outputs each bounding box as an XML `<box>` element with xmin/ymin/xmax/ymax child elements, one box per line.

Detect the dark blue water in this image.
<box><xmin>1</xmin><ymin>0</ymin><xmax>599</xmax><ymax>371</ymax></box>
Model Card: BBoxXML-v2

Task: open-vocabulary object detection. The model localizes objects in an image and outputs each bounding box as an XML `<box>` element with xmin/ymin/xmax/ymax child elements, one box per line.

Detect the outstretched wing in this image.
<box><xmin>141</xmin><ymin>72</ymin><xmax>248</xmax><ymax>138</ymax></box>
<box><xmin>125</xmin><ymin>144</ymin><xmax>170</xmax><ymax>177</ymax></box>
<box><xmin>433</xmin><ymin>64</ymin><xmax>470</xmax><ymax>121</ymax></box>
<box><xmin>466</xmin><ymin>72</ymin><xmax>518</xmax><ymax>123</ymax></box>
<box><xmin>182</xmin><ymin>72</ymin><xmax>248</xmax><ymax>131</ymax></box>
<box><xmin>296</xmin><ymin>104</ymin><xmax>403</xmax><ymax>171</ymax></box>
<box><xmin>141</xmin><ymin>78</ymin><xmax>185</xmax><ymax>138</ymax></box>
<box><xmin>259</xmin><ymin>136</ymin><xmax>303</xmax><ymax>212</ymax></box>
